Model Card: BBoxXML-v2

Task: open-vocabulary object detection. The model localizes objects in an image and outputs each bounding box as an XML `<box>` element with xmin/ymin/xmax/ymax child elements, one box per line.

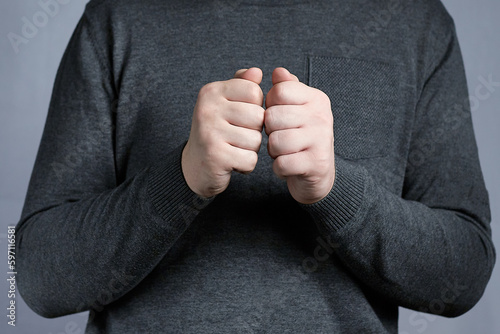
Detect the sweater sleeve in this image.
<box><xmin>15</xmin><ymin>10</ymin><xmax>212</xmax><ymax>318</ymax></box>
<box><xmin>301</xmin><ymin>24</ymin><xmax>495</xmax><ymax>317</ymax></box>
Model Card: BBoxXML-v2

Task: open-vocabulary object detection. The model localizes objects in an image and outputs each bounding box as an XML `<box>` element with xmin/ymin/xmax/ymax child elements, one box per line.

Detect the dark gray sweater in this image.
<box><xmin>17</xmin><ymin>0</ymin><xmax>495</xmax><ymax>333</ymax></box>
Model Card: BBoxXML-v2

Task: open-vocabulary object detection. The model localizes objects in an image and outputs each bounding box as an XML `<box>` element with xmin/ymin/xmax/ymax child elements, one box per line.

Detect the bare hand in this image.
<box><xmin>265</xmin><ymin>67</ymin><xmax>335</xmax><ymax>204</ymax></box>
<box><xmin>182</xmin><ymin>68</ymin><xmax>265</xmax><ymax>198</ymax></box>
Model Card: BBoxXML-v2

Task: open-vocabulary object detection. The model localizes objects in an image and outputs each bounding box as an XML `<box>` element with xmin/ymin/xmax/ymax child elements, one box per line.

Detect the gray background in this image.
<box><xmin>0</xmin><ymin>0</ymin><xmax>498</xmax><ymax>333</ymax></box>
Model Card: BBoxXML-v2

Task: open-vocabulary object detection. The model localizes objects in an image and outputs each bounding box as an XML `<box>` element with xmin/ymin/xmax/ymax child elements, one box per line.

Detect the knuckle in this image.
<box><xmin>315</xmin><ymin>108</ymin><xmax>333</xmax><ymax>127</ymax></box>
<box><xmin>264</xmin><ymin>108</ymin><xmax>275</xmax><ymax>129</ymax></box>
<box><xmin>256</xmin><ymin>107</ymin><xmax>265</xmax><ymax>125</ymax></box>
<box><xmin>319</xmin><ymin>90</ymin><xmax>331</xmax><ymax>105</ymax></box>
<box><xmin>194</xmin><ymin>104</ymin><xmax>210</xmax><ymax>122</ymax></box>
<box><xmin>274</xmin><ymin>83</ymin><xmax>286</xmax><ymax>101</ymax></box>
<box><xmin>248</xmin><ymin>151</ymin><xmax>259</xmax><ymax>167</ymax></box>
<box><xmin>199</xmin><ymin>82</ymin><xmax>219</xmax><ymax>98</ymax></box>
<box><xmin>266</xmin><ymin>86</ymin><xmax>281</xmax><ymax>106</ymax></box>
<box><xmin>268</xmin><ymin>131</ymin><xmax>279</xmax><ymax>149</ymax></box>
<box><xmin>310</xmin><ymin>88</ymin><xmax>331</xmax><ymax>107</ymax></box>
<box><xmin>241</xmin><ymin>151</ymin><xmax>258</xmax><ymax>173</ymax></box>
<box><xmin>257</xmin><ymin>114</ymin><xmax>266</xmax><ymax>132</ymax></box>
<box><xmin>273</xmin><ymin>156</ymin><xmax>286</xmax><ymax>175</ymax></box>
<box><xmin>318</xmin><ymin>94</ymin><xmax>333</xmax><ymax>122</ymax></box>
<box><xmin>248</xmin><ymin>84</ymin><xmax>263</xmax><ymax>104</ymax></box>
<box><xmin>248</xmin><ymin>131</ymin><xmax>262</xmax><ymax>151</ymax></box>
<box><xmin>253</xmin><ymin>129</ymin><xmax>263</xmax><ymax>144</ymax></box>
<box><xmin>313</xmin><ymin>148</ymin><xmax>333</xmax><ymax>174</ymax></box>
<box><xmin>196</xmin><ymin>85</ymin><xmax>223</xmax><ymax>120</ymax></box>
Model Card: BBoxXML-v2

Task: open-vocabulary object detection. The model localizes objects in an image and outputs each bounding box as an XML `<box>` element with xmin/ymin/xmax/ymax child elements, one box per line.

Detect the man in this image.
<box><xmin>16</xmin><ymin>0</ymin><xmax>495</xmax><ymax>333</ymax></box>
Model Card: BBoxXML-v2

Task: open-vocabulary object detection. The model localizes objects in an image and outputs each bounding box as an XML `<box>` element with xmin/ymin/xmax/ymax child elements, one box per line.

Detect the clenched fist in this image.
<box><xmin>265</xmin><ymin>67</ymin><xmax>335</xmax><ymax>204</ymax></box>
<box><xmin>182</xmin><ymin>68</ymin><xmax>265</xmax><ymax>198</ymax></box>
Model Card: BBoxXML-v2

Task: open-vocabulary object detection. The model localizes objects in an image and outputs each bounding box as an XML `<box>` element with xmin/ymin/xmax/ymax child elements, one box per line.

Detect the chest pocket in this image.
<box><xmin>307</xmin><ymin>56</ymin><xmax>401</xmax><ymax>159</ymax></box>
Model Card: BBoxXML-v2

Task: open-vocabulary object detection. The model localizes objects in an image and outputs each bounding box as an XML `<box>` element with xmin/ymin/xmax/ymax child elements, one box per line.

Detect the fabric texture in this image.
<box><xmin>16</xmin><ymin>0</ymin><xmax>495</xmax><ymax>333</ymax></box>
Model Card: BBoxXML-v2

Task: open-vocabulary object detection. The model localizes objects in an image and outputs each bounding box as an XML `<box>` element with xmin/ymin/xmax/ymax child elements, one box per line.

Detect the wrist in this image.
<box><xmin>181</xmin><ymin>141</ymin><xmax>202</xmax><ymax>197</ymax></box>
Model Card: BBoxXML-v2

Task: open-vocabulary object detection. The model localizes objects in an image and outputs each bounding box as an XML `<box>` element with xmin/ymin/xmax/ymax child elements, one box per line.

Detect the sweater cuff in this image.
<box><xmin>147</xmin><ymin>142</ymin><xmax>213</xmax><ymax>226</ymax></box>
<box><xmin>301</xmin><ymin>157</ymin><xmax>366</xmax><ymax>233</ymax></box>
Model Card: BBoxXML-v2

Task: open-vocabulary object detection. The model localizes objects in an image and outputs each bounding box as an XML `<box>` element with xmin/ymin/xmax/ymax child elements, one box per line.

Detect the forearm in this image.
<box><xmin>16</xmin><ymin>147</ymin><xmax>212</xmax><ymax>318</ymax></box>
<box><xmin>302</xmin><ymin>157</ymin><xmax>494</xmax><ymax>316</ymax></box>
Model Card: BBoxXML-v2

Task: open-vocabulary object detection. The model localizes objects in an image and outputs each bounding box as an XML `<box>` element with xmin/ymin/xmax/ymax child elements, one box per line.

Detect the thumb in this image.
<box><xmin>233</xmin><ymin>67</ymin><xmax>263</xmax><ymax>85</ymax></box>
<box><xmin>272</xmin><ymin>67</ymin><xmax>299</xmax><ymax>85</ymax></box>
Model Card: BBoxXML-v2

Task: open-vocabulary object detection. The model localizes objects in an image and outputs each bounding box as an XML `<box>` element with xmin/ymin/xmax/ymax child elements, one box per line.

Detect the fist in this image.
<box><xmin>182</xmin><ymin>68</ymin><xmax>265</xmax><ymax>198</ymax></box>
<box><xmin>265</xmin><ymin>67</ymin><xmax>335</xmax><ymax>204</ymax></box>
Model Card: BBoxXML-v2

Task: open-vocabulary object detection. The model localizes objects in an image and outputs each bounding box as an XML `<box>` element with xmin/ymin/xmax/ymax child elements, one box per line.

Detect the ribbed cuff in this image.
<box><xmin>147</xmin><ymin>143</ymin><xmax>213</xmax><ymax>228</ymax></box>
<box><xmin>301</xmin><ymin>157</ymin><xmax>366</xmax><ymax>233</ymax></box>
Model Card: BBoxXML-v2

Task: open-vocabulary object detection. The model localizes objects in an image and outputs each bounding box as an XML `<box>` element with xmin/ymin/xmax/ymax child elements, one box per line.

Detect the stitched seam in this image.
<box><xmin>82</xmin><ymin>11</ymin><xmax>112</xmax><ymax>83</ymax></box>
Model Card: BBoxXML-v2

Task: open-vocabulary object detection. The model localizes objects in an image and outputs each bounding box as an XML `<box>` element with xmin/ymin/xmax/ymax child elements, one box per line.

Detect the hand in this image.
<box><xmin>182</xmin><ymin>68</ymin><xmax>265</xmax><ymax>198</ymax></box>
<box><xmin>265</xmin><ymin>67</ymin><xmax>335</xmax><ymax>204</ymax></box>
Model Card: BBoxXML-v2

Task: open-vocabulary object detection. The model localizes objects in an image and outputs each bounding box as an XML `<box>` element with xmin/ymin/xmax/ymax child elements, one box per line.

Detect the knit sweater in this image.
<box><xmin>17</xmin><ymin>0</ymin><xmax>495</xmax><ymax>333</ymax></box>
